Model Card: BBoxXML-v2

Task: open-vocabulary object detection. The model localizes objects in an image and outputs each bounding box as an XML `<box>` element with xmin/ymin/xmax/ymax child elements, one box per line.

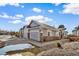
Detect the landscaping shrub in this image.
<box><xmin>7</xmin><ymin>47</ymin><xmax>44</xmax><ymax>55</ymax></box>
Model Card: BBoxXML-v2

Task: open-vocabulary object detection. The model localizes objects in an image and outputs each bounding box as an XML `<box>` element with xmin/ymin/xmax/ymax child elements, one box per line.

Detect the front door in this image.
<box><xmin>28</xmin><ymin>33</ymin><xmax>30</xmax><ymax>39</ymax></box>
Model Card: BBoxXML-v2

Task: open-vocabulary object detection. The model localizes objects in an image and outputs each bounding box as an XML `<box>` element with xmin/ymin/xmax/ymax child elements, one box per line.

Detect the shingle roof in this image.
<box><xmin>20</xmin><ymin>20</ymin><xmax>57</xmax><ymax>31</ymax></box>
<box><xmin>31</xmin><ymin>20</ymin><xmax>56</xmax><ymax>30</ymax></box>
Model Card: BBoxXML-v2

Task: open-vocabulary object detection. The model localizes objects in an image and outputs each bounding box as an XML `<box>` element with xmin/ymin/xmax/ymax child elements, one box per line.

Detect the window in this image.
<box><xmin>48</xmin><ymin>32</ymin><xmax>50</xmax><ymax>36</ymax></box>
<box><xmin>40</xmin><ymin>33</ymin><xmax>43</xmax><ymax>36</ymax></box>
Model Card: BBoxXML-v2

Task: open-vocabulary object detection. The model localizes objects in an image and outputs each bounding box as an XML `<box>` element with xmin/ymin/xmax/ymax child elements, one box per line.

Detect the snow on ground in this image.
<box><xmin>0</xmin><ymin>35</ymin><xmax>13</xmax><ymax>41</ymax></box>
<box><xmin>0</xmin><ymin>44</ymin><xmax>33</xmax><ymax>55</ymax></box>
<box><xmin>0</xmin><ymin>35</ymin><xmax>14</xmax><ymax>41</ymax></box>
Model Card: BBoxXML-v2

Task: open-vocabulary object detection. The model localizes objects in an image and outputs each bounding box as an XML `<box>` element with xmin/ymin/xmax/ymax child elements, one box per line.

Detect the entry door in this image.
<box><xmin>28</xmin><ymin>33</ymin><xmax>30</xmax><ymax>39</ymax></box>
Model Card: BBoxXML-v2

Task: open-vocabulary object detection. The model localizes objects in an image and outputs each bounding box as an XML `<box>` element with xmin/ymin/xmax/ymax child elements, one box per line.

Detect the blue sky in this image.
<box><xmin>0</xmin><ymin>3</ymin><xmax>79</xmax><ymax>33</ymax></box>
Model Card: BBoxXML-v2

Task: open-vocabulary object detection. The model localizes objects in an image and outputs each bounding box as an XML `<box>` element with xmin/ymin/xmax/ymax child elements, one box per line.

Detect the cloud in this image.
<box><xmin>62</xmin><ymin>3</ymin><xmax>79</xmax><ymax>15</ymax></box>
<box><xmin>8</xmin><ymin>20</ymin><xmax>22</xmax><ymax>24</ymax></box>
<box><xmin>0</xmin><ymin>13</ymin><xmax>24</xmax><ymax>24</ymax></box>
<box><xmin>0</xmin><ymin>13</ymin><xmax>9</xmax><ymax>19</ymax></box>
<box><xmin>15</xmin><ymin>14</ymin><xmax>24</xmax><ymax>18</ymax></box>
<box><xmin>0</xmin><ymin>3</ymin><xmax>24</xmax><ymax>8</ymax></box>
<box><xmin>21</xmin><ymin>5</ymin><xmax>24</xmax><ymax>8</ymax></box>
<box><xmin>25</xmin><ymin>15</ymin><xmax>53</xmax><ymax>25</ymax></box>
<box><xmin>0</xmin><ymin>13</ymin><xmax>24</xmax><ymax>20</ymax></box>
<box><xmin>54</xmin><ymin>3</ymin><xmax>61</xmax><ymax>6</ymax></box>
<box><xmin>32</xmin><ymin>8</ymin><xmax>42</xmax><ymax>13</ymax></box>
<box><xmin>48</xmin><ymin>10</ymin><xmax>53</xmax><ymax>13</ymax></box>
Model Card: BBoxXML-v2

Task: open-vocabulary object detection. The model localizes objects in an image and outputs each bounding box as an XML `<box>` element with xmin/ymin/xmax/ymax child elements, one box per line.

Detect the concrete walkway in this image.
<box><xmin>26</xmin><ymin>39</ymin><xmax>70</xmax><ymax>49</ymax></box>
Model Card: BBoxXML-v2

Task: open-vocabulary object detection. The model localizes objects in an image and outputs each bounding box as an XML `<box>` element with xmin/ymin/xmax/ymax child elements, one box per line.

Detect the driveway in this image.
<box><xmin>5</xmin><ymin>39</ymin><xmax>28</xmax><ymax>46</ymax></box>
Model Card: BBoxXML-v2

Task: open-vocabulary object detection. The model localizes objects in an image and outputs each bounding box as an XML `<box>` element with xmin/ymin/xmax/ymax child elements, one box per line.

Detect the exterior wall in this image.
<box><xmin>19</xmin><ymin>29</ymin><xmax>24</xmax><ymax>38</ymax></box>
<box><xmin>72</xmin><ymin>30</ymin><xmax>78</xmax><ymax>36</ymax></box>
<box><xmin>41</xmin><ymin>29</ymin><xmax>57</xmax><ymax>36</ymax></box>
<box><xmin>57</xmin><ymin>29</ymin><xmax>68</xmax><ymax>38</ymax></box>
<box><xmin>20</xmin><ymin>27</ymin><xmax>67</xmax><ymax>41</ymax></box>
<box><xmin>52</xmin><ymin>31</ymin><xmax>56</xmax><ymax>36</ymax></box>
<box><xmin>19</xmin><ymin>31</ymin><xmax>21</xmax><ymax>38</ymax></box>
<box><xmin>77</xmin><ymin>30</ymin><xmax>79</xmax><ymax>36</ymax></box>
<box><xmin>56</xmin><ymin>30</ymin><xmax>60</xmax><ymax>37</ymax></box>
<box><xmin>72</xmin><ymin>30</ymin><xmax>79</xmax><ymax>36</ymax></box>
<box><xmin>42</xmin><ymin>29</ymin><xmax>48</xmax><ymax>36</ymax></box>
<box><xmin>75</xmin><ymin>31</ymin><xmax>77</xmax><ymax>36</ymax></box>
<box><xmin>21</xmin><ymin>27</ymin><xmax>41</xmax><ymax>41</ymax></box>
<box><xmin>20</xmin><ymin>21</ymin><xmax>69</xmax><ymax>42</ymax></box>
<box><xmin>62</xmin><ymin>30</ymin><xmax>65</xmax><ymax>36</ymax></box>
<box><xmin>47</xmin><ymin>30</ymin><xmax>53</xmax><ymax>36</ymax></box>
<box><xmin>56</xmin><ymin>32</ymin><xmax>59</xmax><ymax>36</ymax></box>
<box><xmin>63</xmin><ymin>31</ymin><xmax>68</xmax><ymax>37</ymax></box>
<box><xmin>40</xmin><ymin>29</ymin><xmax>60</xmax><ymax>42</ymax></box>
<box><xmin>23</xmin><ymin>28</ymin><xmax>28</xmax><ymax>39</ymax></box>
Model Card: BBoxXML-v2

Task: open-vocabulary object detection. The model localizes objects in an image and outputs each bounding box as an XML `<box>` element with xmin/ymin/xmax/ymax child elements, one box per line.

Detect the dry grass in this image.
<box><xmin>20</xmin><ymin>52</ymin><xmax>35</xmax><ymax>56</ymax></box>
<box><xmin>37</xmin><ymin>48</ymin><xmax>79</xmax><ymax>56</ymax></box>
<box><xmin>62</xmin><ymin>42</ymin><xmax>79</xmax><ymax>50</ymax></box>
<box><xmin>6</xmin><ymin>46</ymin><xmax>44</xmax><ymax>56</ymax></box>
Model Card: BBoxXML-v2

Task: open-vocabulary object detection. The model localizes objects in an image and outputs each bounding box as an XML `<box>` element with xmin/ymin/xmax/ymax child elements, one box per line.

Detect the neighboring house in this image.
<box><xmin>19</xmin><ymin>20</ymin><xmax>68</xmax><ymax>42</ymax></box>
<box><xmin>19</xmin><ymin>28</ymin><xmax>23</xmax><ymax>38</ymax></box>
<box><xmin>57</xmin><ymin>28</ymin><xmax>68</xmax><ymax>38</ymax></box>
<box><xmin>64</xmin><ymin>31</ymin><xmax>68</xmax><ymax>37</ymax></box>
<box><xmin>72</xmin><ymin>30</ymin><xmax>77</xmax><ymax>36</ymax></box>
<box><xmin>0</xmin><ymin>30</ymin><xmax>8</xmax><ymax>35</ymax></box>
<box><xmin>57</xmin><ymin>25</ymin><xmax>68</xmax><ymax>39</ymax></box>
<box><xmin>72</xmin><ymin>26</ymin><xmax>79</xmax><ymax>36</ymax></box>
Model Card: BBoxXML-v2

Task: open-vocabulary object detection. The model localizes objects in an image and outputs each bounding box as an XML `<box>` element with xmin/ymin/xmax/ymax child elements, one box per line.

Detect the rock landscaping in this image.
<box><xmin>62</xmin><ymin>42</ymin><xmax>79</xmax><ymax>50</ymax></box>
<box><xmin>37</xmin><ymin>48</ymin><xmax>79</xmax><ymax>56</ymax></box>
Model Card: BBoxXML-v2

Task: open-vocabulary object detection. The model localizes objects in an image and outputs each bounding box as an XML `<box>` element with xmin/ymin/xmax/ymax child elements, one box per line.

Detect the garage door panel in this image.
<box><xmin>30</xmin><ymin>32</ymin><xmax>40</xmax><ymax>41</ymax></box>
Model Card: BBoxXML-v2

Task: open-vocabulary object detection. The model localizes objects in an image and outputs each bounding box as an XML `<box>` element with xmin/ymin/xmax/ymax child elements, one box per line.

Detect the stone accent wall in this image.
<box><xmin>40</xmin><ymin>36</ymin><xmax>60</xmax><ymax>42</ymax></box>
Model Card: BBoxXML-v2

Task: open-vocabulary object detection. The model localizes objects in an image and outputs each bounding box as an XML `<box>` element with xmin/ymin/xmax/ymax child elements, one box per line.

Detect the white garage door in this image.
<box><xmin>30</xmin><ymin>32</ymin><xmax>40</xmax><ymax>41</ymax></box>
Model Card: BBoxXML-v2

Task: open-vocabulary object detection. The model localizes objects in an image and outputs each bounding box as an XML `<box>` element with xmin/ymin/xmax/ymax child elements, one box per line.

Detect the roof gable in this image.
<box><xmin>27</xmin><ymin>20</ymin><xmax>40</xmax><ymax>28</ymax></box>
<box><xmin>27</xmin><ymin>20</ymin><xmax>56</xmax><ymax>30</ymax></box>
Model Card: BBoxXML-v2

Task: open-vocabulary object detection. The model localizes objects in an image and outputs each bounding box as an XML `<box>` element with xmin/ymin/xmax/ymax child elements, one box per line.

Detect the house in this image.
<box><xmin>0</xmin><ymin>29</ymin><xmax>9</xmax><ymax>35</ymax></box>
<box><xmin>72</xmin><ymin>30</ymin><xmax>77</xmax><ymax>36</ymax></box>
<box><xmin>19</xmin><ymin>20</ymin><xmax>68</xmax><ymax>42</ymax></box>
<box><xmin>72</xmin><ymin>26</ymin><xmax>79</xmax><ymax>36</ymax></box>
<box><xmin>57</xmin><ymin>25</ymin><xmax>68</xmax><ymax>38</ymax></box>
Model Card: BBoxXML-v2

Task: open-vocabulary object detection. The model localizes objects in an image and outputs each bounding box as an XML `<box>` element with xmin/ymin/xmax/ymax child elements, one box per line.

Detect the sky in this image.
<box><xmin>0</xmin><ymin>3</ymin><xmax>79</xmax><ymax>33</ymax></box>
